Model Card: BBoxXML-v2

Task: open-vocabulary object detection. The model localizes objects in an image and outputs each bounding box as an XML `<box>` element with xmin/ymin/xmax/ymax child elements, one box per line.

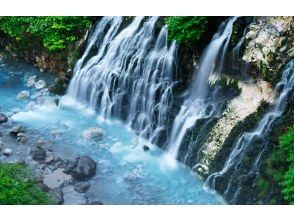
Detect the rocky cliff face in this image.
<box><xmin>243</xmin><ymin>17</ymin><xmax>293</xmax><ymax>81</ymax></box>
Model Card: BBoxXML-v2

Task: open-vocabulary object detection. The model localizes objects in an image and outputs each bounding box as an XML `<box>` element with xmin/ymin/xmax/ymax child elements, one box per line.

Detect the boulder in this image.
<box><xmin>16</xmin><ymin>90</ymin><xmax>30</xmax><ymax>99</ymax></box>
<box><xmin>74</xmin><ymin>182</ymin><xmax>91</xmax><ymax>193</ymax></box>
<box><xmin>43</xmin><ymin>168</ymin><xmax>71</xmax><ymax>189</ymax></box>
<box><xmin>9</xmin><ymin>125</ymin><xmax>24</xmax><ymax>135</ymax></box>
<box><xmin>35</xmin><ymin>80</ymin><xmax>47</xmax><ymax>90</ymax></box>
<box><xmin>49</xmin><ymin>187</ymin><xmax>64</xmax><ymax>205</ymax></box>
<box><xmin>82</xmin><ymin>127</ymin><xmax>104</xmax><ymax>142</ymax></box>
<box><xmin>3</xmin><ymin>148</ymin><xmax>12</xmax><ymax>156</ymax></box>
<box><xmin>71</xmin><ymin>156</ymin><xmax>97</xmax><ymax>180</ymax></box>
<box><xmin>31</xmin><ymin>148</ymin><xmax>47</xmax><ymax>161</ymax></box>
<box><xmin>0</xmin><ymin>113</ymin><xmax>8</xmax><ymax>123</ymax></box>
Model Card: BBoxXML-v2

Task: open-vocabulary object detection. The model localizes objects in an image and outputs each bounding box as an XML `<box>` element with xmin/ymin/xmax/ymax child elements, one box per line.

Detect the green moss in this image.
<box><xmin>0</xmin><ymin>163</ymin><xmax>52</xmax><ymax>205</ymax></box>
<box><xmin>165</xmin><ymin>16</ymin><xmax>208</xmax><ymax>43</ymax></box>
<box><xmin>0</xmin><ymin>16</ymin><xmax>91</xmax><ymax>52</ymax></box>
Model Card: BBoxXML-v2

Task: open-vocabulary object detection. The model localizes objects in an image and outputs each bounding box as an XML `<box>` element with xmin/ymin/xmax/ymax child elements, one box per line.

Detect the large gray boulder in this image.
<box><xmin>71</xmin><ymin>156</ymin><xmax>97</xmax><ymax>180</ymax></box>
<box><xmin>9</xmin><ymin>125</ymin><xmax>24</xmax><ymax>135</ymax></box>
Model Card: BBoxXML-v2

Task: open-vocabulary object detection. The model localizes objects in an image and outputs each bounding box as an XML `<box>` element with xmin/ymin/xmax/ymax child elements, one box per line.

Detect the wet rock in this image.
<box><xmin>71</xmin><ymin>156</ymin><xmax>97</xmax><ymax>180</ymax></box>
<box><xmin>36</xmin><ymin>140</ymin><xmax>46</xmax><ymax>149</ymax></box>
<box><xmin>26</xmin><ymin>101</ymin><xmax>36</xmax><ymax>110</ymax></box>
<box><xmin>143</xmin><ymin>145</ymin><xmax>150</xmax><ymax>151</ymax></box>
<box><xmin>0</xmin><ymin>113</ymin><xmax>8</xmax><ymax>123</ymax></box>
<box><xmin>45</xmin><ymin>156</ymin><xmax>55</xmax><ymax>164</ymax></box>
<box><xmin>44</xmin><ymin>168</ymin><xmax>72</xmax><ymax>189</ymax></box>
<box><xmin>61</xmin><ymin>160</ymin><xmax>76</xmax><ymax>174</ymax></box>
<box><xmin>82</xmin><ymin>127</ymin><xmax>104</xmax><ymax>142</ymax></box>
<box><xmin>9</xmin><ymin>125</ymin><xmax>24</xmax><ymax>135</ymax></box>
<box><xmin>49</xmin><ymin>187</ymin><xmax>64</xmax><ymax>205</ymax></box>
<box><xmin>16</xmin><ymin>90</ymin><xmax>30</xmax><ymax>99</ymax></box>
<box><xmin>3</xmin><ymin>148</ymin><xmax>12</xmax><ymax>156</ymax></box>
<box><xmin>35</xmin><ymin>79</ymin><xmax>47</xmax><ymax>90</ymax></box>
<box><xmin>26</xmin><ymin>75</ymin><xmax>37</xmax><ymax>87</ymax></box>
<box><xmin>19</xmin><ymin>136</ymin><xmax>29</xmax><ymax>144</ymax></box>
<box><xmin>31</xmin><ymin>148</ymin><xmax>46</xmax><ymax>161</ymax></box>
<box><xmin>74</xmin><ymin>182</ymin><xmax>91</xmax><ymax>193</ymax></box>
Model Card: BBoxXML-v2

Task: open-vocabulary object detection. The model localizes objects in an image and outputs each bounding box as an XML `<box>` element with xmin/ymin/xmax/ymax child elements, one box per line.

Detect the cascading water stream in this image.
<box><xmin>206</xmin><ymin>61</ymin><xmax>294</xmax><ymax>204</ymax></box>
<box><xmin>165</xmin><ymin>17</ymin><xmax>238</xmax><ymax>162</ymax></box>
<box><xmin>64</xmin><ymin>16</ymin><xmax>177</xmax><ymax>145</ymax></box>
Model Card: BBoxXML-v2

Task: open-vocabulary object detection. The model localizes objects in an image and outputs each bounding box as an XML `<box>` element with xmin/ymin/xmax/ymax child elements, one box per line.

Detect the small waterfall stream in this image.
<box><xmin>65</xmin><ymin>16</ymin><xmax>177</xmax><ymax>145</ymax></box>
<box><xmin>166</xmin><ymin>17</ymin><xmax>238</xmax><ymax>162</ymax></box>
<box><xmin>206</xmin><ymin>61</ymin><xmax>294</xmax><ymax>204</ymax></box>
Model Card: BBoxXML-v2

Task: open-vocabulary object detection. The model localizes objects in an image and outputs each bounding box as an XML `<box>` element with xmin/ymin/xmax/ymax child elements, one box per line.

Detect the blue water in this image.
<box><xmin>0</xmin><ymin>58</ymin><xmax>225</xmax><ymax>204</ymax></box>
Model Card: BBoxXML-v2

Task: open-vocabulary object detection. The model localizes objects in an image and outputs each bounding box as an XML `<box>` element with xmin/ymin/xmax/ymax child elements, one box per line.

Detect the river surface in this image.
<box><xmin>0</xmin><ymin>57</ymin><xmax>225</xmax><ymax>204</ymax></box>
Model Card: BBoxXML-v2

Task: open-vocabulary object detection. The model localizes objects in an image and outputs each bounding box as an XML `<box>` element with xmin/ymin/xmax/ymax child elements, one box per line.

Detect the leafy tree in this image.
<box><xmin>165</xmin><ymin>16</ymin><xmax>208</xmax><ymax>43</ymax></box>
<box><xmin>0</xmin><ymin>163</ymin><xmax>52</xmax><ymax>204</ymax></box>
<box><xmin>0</xmin><ymin>16</ymin><xmax>91</xmax><ymax>51</ymax></box>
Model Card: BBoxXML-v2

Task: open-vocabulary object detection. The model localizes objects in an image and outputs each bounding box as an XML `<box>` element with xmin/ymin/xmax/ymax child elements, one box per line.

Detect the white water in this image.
<box><xmin>166</xmin><ymin>17</ymin><xmax>238</xmax><ymax>161</ymax></box>
<box><xmin>206</xmin><ymin>61</ymin><xmax>294</xmax><ymax>203</ymax></box>
<box><xmin>65</xmin><ymin>16</ymin><xmax>177</xmax><ymax>145</ymax></box>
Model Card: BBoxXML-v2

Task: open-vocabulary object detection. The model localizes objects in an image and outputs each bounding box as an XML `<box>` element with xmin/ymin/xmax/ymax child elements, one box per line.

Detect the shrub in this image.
<box><xmin>165</xmin><ymin>16</ymin><xmax>208</xmax><ymax>43</ymax></box>
<box><xmin>0</xmin><ymin>163</ymin><xmax>51</xmax><ymax>204</ymax></box>
<box><xmin>0</xmin><ymin>16</ymin><xmax>91</xmax><ymax>51</ymax></box>
<box><xmin>279</xmin><ymin>124</ymin><xmax>294</xmax><ymax>204</ymax></box>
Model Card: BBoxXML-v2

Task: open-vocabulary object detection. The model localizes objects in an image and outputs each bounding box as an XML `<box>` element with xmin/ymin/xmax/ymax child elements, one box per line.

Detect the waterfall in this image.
<box><xmin>206</xmin><ymin>61</ymin><xmax>294</xmax><ymax>204</ymax></box>
<box><xmin>166</xmin><ymin>17</ymin><xmax>238</xmax><ymax>161</ymax></box>
<box><xmin>64</xmin><ymin>16</ymin><xmax>177</xmax><ymax>144</ymax></box>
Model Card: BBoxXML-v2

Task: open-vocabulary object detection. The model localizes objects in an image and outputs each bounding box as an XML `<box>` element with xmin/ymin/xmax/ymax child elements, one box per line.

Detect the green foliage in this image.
<box><xmin>165</xmin><ymin>16</ymin><xmax>208</xmax><ymax>43</ymax></box>
<box><xmin>256</xmin><ymin>177</ymin><xmax>270</xmax><ymax>197</ymax></box>
<box><xmin>279</xmin><ymin>124</ymin><xmax>294</xmax><ymax>204</ymax></box>
<box><xmin>0</xmin><ymin>163</ymin><xmax>51</xmax><ymax>204</ymax></box>
<box><xmin>0</xmin><ymin>16</ymin><xmax>91</xmax><ymax>51</ymax></box>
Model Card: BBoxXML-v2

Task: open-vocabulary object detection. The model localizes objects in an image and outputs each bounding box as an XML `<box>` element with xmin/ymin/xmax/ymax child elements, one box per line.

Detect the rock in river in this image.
<box><xmin>82</xmin><ymin>127</ymin><xmax>104</xmax><ymax>142</ymax></box>
<box><xmin>0</xmin><ymin>113</ymin><xmax>8</xmax><ymax>123</ymax></box>
<box><xmin>31</xmin><ymin>148</ymin><xmax>47</xmax><ymax>161</ymax></box>
<box><xmin>3</xmin><ymin>148</ymin><xmax>13</xmax><ymax>156</ymax></box>
<box><xmin>9</xmin><ymin>125</ymin><xmax>24</xmax><ymax>135</ymax></box>
<box><xmin>35</xmin><ymin>79</ymin><xmax>47</xmax><ymax>90</ymax></box>
<box><xmin>49</xmin><ymin>187</ymin><xmax>64</xmax><ymax>205</ymax></box>
<box><xmin>74</xmin><ymin>182</ymin><xmax>91</xmax><ymax>193</ymax></box>
<box><xmin>71</xmin><ymin>156</ymin><xmax>97</xmax><ymax>180</ymax></box>
<box><xmin>16</xmin><ymin>90</ymin><xmax>30</xmax><ymax>99</ymax></box>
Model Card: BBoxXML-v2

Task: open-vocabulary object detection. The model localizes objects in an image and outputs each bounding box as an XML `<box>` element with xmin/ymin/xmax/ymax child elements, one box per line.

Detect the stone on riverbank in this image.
<box><xmin>71</xmin><ymin>156</ymin><xmax>97</xmax><ymax>180</ymax></box>
<box><xmin>49</xmin><ymin>187</ymin><xmax>64</xmax><ymax>205</ymax></box>
<box><xmin>9</xmin><ymin>125</ymin><xmax>24</xmax><ymax>135</ymax></box>
<box><xmin>26</xmin><ymin>75</ymin><xmax>37</xmax><ymax>87</ymax></box>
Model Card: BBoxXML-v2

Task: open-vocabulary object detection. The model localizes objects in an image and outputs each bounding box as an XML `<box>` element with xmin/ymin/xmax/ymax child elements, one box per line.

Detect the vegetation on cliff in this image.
<box><xmin>0</xmin><ymin>163</ymin><xmax>51</xmax><ymax>205</ymax></box>
<box><xmin>165</xmin><ymin>16</ymin><xmax>208</xmax><ymax>43</ymax></box>
<box><xmin>280</xmin><ymin>124</ymin><xmax>294</xmax><ymax>204</ymax></box>
<box><xmin>0</xmin><ymin>16</ymin><xmax>91</xmax><ymax>52</ymax></box>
